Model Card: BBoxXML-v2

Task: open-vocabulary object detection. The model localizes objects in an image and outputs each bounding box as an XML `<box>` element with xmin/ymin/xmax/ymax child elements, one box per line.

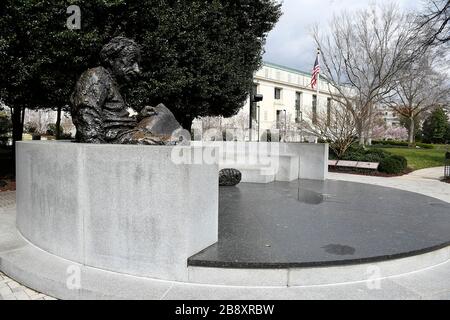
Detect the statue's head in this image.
<box><xmin>100</xmin><ymin>36</ymin><xmax>141</xmax><ymax>83</ymax></box>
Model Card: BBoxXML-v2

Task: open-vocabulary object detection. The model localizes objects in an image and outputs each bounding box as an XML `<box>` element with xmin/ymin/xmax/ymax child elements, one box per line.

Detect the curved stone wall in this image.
<box><xmin>16</xmin><ymin>141</ymin><xmax>218</xmax><ymax>281</ymax></box>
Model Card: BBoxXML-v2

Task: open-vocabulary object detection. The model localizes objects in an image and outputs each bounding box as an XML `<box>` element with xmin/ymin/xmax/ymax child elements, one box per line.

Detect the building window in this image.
<box><xmin>327</xmin><ymin>98</ymin><xmax>332</xmax><ymax>127</ymax></box>
<box><xmin>276</xmin><ymin>110</ymin><xmax>284</xmax><ymax>129</ymax></box>
<box><xmin>274</xmin><ymin>88</ymin><xmax>282</xmax><ymax>100</ymax></box>
<box><xmin>312</xmin><ymin>95</ymin><xmax>317</xmax><ymax>124</ymax></box>
<box><xmin>295</xmin><ymin>92</ymin><xmax>302</xmax><ymax>123</ymax></box>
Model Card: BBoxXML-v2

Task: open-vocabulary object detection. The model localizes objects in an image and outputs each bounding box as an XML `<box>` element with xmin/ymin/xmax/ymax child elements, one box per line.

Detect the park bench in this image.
<box><xmin>328</xmin><ymin>160</ymin><xmax>379</xmax><ymax>171</ymax></box>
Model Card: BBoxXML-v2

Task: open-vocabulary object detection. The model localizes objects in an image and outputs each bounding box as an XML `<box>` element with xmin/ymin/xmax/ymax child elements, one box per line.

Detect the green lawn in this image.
<box><xmin>372</xmin><ymin>145</ymin><xmax>449</xmax><ymax>170</ymax></box>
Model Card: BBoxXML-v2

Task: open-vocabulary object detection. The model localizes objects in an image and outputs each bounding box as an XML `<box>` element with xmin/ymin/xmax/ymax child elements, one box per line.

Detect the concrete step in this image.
<box><xmin>220</xmin><ymin>152</ymin><xmax>300</xmax><ymax>183</ymax></box>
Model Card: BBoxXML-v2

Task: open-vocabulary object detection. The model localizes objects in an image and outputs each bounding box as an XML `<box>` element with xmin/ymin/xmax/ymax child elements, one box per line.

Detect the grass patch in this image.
<box><xmin>369</xmin><ymin>144</ymin><xmax>449</xmax><ymax>170</ymax></box>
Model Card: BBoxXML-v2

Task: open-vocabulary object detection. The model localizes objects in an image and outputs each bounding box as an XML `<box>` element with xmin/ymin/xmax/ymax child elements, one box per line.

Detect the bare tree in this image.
<box><xmin>313</xmin><ymin>4</ymin><xmax>422</xmax><ymax>145</ymax></box>
<box><xmin>382</xmin><ymin>52</ymin><xmax>449</xmax><ymax>145</ymax></box>
<box><xmin>301</xmin><ymin>101</ymin><xmax>357</xmax><ymax>158</ymax></box>
<box><xmin>416</xmin><ymin>0</ymin><xmax>450</xmax><ymax>46</ymax></box>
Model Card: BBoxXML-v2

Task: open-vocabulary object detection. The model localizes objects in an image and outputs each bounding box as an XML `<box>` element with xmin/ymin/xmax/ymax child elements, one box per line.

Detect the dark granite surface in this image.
<box><xmin>188</xmin><ymin>179</ymin><xmax>450</xmax><ymax>268</ymax></box>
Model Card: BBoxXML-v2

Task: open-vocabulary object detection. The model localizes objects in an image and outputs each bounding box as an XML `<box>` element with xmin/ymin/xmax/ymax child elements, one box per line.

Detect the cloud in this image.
<box><xmin>263</xmin><ymin>0</ymin><xmax>422</xmax><ymax>72</ymax></box>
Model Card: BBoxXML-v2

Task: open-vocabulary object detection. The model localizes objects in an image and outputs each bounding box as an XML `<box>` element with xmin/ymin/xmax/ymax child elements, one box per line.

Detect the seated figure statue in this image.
<box><xmin>71</xmin><ymin>36</ymin><xmax>188</xmax><ymax>145</ymax></box>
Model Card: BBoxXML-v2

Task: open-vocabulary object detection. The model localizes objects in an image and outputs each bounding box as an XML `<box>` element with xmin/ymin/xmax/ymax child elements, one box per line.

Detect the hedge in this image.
<box><xmin>371</xmin><ymin>140</ymin><xmax>434</xmax><ymax>149</ymax></box>
<box><xmin>338</xmin><ymin>145</ymin><xmax>391</xmax><ymax>163</ymax></box>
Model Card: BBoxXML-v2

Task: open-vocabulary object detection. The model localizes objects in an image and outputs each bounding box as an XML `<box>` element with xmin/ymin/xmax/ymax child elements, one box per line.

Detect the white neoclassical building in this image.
<box><xmin>248</xmin><ymin>61</ymin><xmax>334</xmax><ymax>141</ymax></box>
<box><xmin>194</xmin><ymin>61</ymin><xmax>335</xmax><ymax>142</ymax></box>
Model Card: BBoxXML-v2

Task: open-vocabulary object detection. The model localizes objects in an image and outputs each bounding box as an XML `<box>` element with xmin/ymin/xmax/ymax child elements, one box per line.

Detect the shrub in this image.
<box><xmin>0</xmin><ymin>111</ymin><xmax>12</xmax><ymax>146</ymax></box>
<box><xmin>422</xmin><ymin>107</ymin><xmax>448</xmax><ymax>144</ymax></box>
<box><xmin>60</xmin><ymin>132</ymin><xmax>73</xmax><ymax>140</ymax></box>
<box><xmin>365</xmin><ymin>148</ymin><xmax>390</xmax><ymax>160</ymax></box>
<box><xmin>340</xmin><ymin>145</ymin><xmax>366</xmax><ymax>161</ymax></box>
<box><xmin>336</xmin><ymin>145</ymin><xmax>391</xmax><ymax>163</ymax></box>
<box><xmin>328</xmin><ymin>148</ymin><xmax>338</xmax><ymax>160</ymax></box>
<box><xmin>371</xmin><ymin>140</ymin><xmax>434</xmax><ymax>149</ymax></box>
<box><xmin>391</xmin><ymin>155</ymin><xmax>407</xmax><ymax>169</ymax></box>
<box><xmin>416</xmin><ymin>142</ymin><xmax>434</xmax><ymax>149</ymax></box>
<box><xmin>378</xmin><ymin>155</ymin><xmax>408</xmax><ymax>174</ymax></box>
<box><xmin>372</xmin><ymin>140</ymin><xmax>409</xmax><ymax>147</ymax></box>
<box><xmin>24</xmin><ymin>122</ymin><xmax>37</xmax><ymax>134</ymax></box>
<box><xmin>46</xmin><ymin>124</ymin><xmax>63</xmax><ymax>136</ymax></box>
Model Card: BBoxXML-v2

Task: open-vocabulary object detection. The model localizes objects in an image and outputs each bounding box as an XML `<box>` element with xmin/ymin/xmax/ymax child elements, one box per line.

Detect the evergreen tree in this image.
<box><xmin>0</xmin><ymin>0</ymin><xmax>282</xmax><ymax>144</ymax></box>
<box><xmin>422</xmin><ymin>107</ymin><xmax>449</xmax><ymax>143</ymax></box>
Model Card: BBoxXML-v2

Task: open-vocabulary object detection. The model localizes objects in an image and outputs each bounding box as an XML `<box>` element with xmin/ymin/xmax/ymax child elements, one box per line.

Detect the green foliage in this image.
<box><xmin>375</xmin><ymin>146</ymin><xmax>447</xmax><ymax>170</ymax></box>
<box><xmin>378</xmin><ymin>155</ymin><xmax>408</xmax><ymax>174</ymax></box>
<box><xmin>422</xmin><ymin>107</ymin><xmax>449</xmax><ymax>144</ymax></box>
<box><xmin>416</xmin><ymin>142</ymin><xmax>435</xmax><ymax>149</ymax></box>
<box><xmin>338</xmin><ymin>145</ymin><xmax>391</xmax><ymax>163</ymax></box>
<box><xmin>46</xmin><ymin>123</ymin><xmax>63</xmax><ymax>136</ymax></box>
<box><xmin>446</xmin><ymin>123</ymin><xmax>450</xmax><ymax>142</ymax></box>
<box><xmin>399</xmin><ymin>115</ymin><xmax>420</xmax><ymax>138</ymax></box>
<box><xmin>372</xmin><ymin>140</ymin><xmax>409</xmax><ymax>147</ymax></box>
<box><xmin>0</xmin><ymin>0</ymin><xmax>282</xmax><ymax>130</ymax></box>
<box><xmin>24</xmin><ymin>122</ymin><xmax>37</xmax><ymax>134</ymax></box>
<box><xmin>331</xmin><ymin>143</ymin><xmax>408</xmax><ymax>174</ymax></box>
<box><xmin>0</xmin><ymin>111</ymin><xmax>12</xmax><ymax>145</ymax></box>
<box><xmin>371</xmin><ymin>139</ymin><xmax>434</xmax><ymax>149</ymax></box>
<box><xmin>364</xmin><ymin>148</ymin><xmax>391</xmax><ymax>162</ymax></box>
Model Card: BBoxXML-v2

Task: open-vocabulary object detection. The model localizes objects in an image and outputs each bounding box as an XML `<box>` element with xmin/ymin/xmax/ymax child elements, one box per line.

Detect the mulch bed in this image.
<box><xmin>328</xmin><ymin>167</ymin><xmax>413</xmax><ymax>178</ymax></box>
<box><xmin>0</xmin><ymin>178</ymin><xmax>16</xmax><ymax>192</ymax></box>
<box><xmin>442</xmin><ymin>178</ymin><xmax>450</xmax><ymax>184</ymax></box>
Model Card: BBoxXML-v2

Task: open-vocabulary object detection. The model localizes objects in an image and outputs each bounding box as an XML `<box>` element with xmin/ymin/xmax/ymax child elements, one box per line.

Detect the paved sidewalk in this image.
<box><xmin>0</xmin><ymin>191</ymin><xmax>54</xmax><ymax>300</ymax></box>
<box><xmin>405</xmin><ymin>167</ymin><xmax>446</xmax><ymax>181</ymax></box>
<box><xmin>0</xmin><ymin>271</ymin><xmax>55</xmax><ymax>300</ymax></box>
<box><xmin>0</xmin><ymin>192</ymin><xmax>16</xmax><ymax>211</ymax></box>
<box><xmin>329</xmin><ymin>167</ymin><xmax>450</xmax><ymax>203</ymax></box>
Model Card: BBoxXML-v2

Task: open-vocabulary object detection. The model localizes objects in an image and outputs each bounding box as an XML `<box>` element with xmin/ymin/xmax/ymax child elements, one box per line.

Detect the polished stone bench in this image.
<box><xmin>329</xmin><ymin>160</ymin><xmax>379</xmax><ymax>171</ymax></box>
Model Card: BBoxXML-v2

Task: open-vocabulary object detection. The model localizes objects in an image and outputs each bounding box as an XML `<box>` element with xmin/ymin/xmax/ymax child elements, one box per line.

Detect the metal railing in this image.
<box><xmin>445</xmin><ymin>152</ymin><xmax>450</xmax><ymax>179</ymax></box>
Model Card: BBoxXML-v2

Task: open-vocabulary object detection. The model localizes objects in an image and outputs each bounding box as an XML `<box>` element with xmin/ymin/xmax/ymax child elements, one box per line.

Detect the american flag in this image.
<box><xmin>310</xmin><ymin>51</ymin><xmax>320</xmax><ymax>90</ymax></box>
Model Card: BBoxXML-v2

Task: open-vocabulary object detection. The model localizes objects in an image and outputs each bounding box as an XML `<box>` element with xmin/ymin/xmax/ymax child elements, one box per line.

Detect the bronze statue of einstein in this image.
<box><xmin>71</xmin><ymin>36</ymin><xmax>188</xmax><ymax>145</ymax></box>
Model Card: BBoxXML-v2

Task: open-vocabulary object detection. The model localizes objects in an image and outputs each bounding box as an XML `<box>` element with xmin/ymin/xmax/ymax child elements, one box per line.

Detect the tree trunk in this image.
<box><xmin>181</xmin><ymin>116</ymin><xmax>193</xmax><ymax>132</ymax></box>
<box><xmin>55</xmin><ymin>105</ymin><xmax>62</xmax><ymax>140</ymax></box>
<box><xmin>11</xmin><ymin>105</ymin><xmax>25</xmax><ymax>177</ymax></box>
<box><xmin>357</xmin><ymin>120</ymin><xmax>365</xmax><ymax>145</ymax></box>
<box><xmin>408</xmin><ymin>116</ymin><xmax>415</xmax><ymax>147</ymax></box>
<box><xmin>11</xmin><ymin>105</ymin><xmax>24</xmax><ymax>144</ymax></box>
<box><xmin>366</xmin><ymin>104</ymin><xmax>373</xmax><ymax>146</ymax></box>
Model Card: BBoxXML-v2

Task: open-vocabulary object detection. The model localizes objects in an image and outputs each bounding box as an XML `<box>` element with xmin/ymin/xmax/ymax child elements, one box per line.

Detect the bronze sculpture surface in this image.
<box><xmin>71</xmin><ymin>37</ymin><xmax>187</xmax><ymax>145</ymax></box>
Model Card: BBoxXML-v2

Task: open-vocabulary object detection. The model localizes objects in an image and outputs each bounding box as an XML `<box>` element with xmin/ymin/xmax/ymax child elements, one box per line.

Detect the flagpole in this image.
<box><xmin>316</xmin><ymin>48</ymin><xmax>320</xmax><ymax>98</ymax></box>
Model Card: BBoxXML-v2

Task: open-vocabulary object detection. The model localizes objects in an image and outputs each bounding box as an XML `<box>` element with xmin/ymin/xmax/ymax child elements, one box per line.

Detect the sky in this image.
<box><xmin>263</xmin><ymin>0</ymin><xmax>423</xmax><ymax>73</ymax></box>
